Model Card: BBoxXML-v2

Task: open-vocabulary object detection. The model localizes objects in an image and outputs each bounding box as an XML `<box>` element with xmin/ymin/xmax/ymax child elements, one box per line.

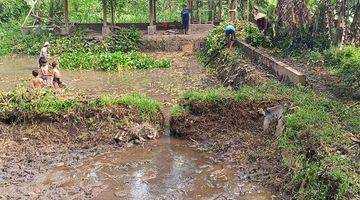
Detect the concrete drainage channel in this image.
<box><xmin>235</xmin><ymin>40</ymin><xmax>306</xmax><ymax>86</ymax></box>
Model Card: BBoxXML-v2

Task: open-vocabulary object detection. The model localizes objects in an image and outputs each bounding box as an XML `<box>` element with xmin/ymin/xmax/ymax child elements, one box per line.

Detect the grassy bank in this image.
<box><xmin>171</xmin><ymin>82</ymin><xmax>359</xmax><ymax>199</ymax></box>
<box><xmin>0</xmin><ymin>87</ymin><xmax>162</xmax><ymax>123</ymax></box>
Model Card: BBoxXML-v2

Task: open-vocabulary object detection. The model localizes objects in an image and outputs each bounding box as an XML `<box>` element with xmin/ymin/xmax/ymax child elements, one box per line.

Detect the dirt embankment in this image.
<box><xmin>0</xmin><ymin>95</ymin><xmax>164</xmax><ymax>199</ymax></box>
<box><xmin>170</xmin><ymin>100</ymin><xmax>290</xmax><ymax>195</ymax></box>
<box><xmin>208</xmin><ymin>49</ymin><xmax>271</xmax><ymax>89</ymax></box>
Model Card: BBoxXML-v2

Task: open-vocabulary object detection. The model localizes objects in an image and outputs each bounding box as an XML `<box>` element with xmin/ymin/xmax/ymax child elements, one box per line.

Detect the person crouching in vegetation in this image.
<box><xmin>52</xmin><ymin>61</ymin><xmax>67</xmax><ymax>89</ymax></box>
<box><xmin>225</xmin><ymin>24</ymin><xmax>236</xmax><ymax>48</ymax></box>
<box><xmin>38</xmin><ymin>41</ymin><xmax>50</xmax><ymax>67</ymax></box>
<box><xmin>181</xmin><ymin>4</ymin><xmax>191</xmax><ymax>34</ymax></box>
<box><xmin>39</xmin><ymin>60</ymin><xmax>53</xmax><ymax>87</ymax></box>
<box><xmin>31</xmin><ymin>70</ymin><xmax>44</xmax><ymax>89</ymax></box>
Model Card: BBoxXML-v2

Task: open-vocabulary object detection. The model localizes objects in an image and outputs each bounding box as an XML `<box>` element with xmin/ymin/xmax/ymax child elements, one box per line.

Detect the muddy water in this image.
<box><xmin>12</xmin><ymin>137</ymin><xmax>272</xmax><ymax>199</ymax></box>
<box><xmin>0</xmin><ymin>54</ymin><xmax>273</xmax><ymax>199</ymax></box>
<box><xmin>0</xmin><ymin>53</ymin><xmax>208</xmax><ymax>108</ymax></box>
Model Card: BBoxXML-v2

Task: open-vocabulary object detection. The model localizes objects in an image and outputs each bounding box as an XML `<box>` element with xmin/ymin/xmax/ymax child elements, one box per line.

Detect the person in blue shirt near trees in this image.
<box><xmin>225</xmin><ymin>24</ymin><xmax>236</xmax><ymax>48</ymax></box>
<box><xmin>181</xmin><ymin>4</ymin><xmax>191</xmax><ymax>34</ymax></box>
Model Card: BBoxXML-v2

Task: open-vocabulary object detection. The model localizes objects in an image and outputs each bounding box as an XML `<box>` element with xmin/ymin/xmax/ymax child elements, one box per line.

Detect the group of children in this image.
<box><xmin>31</xmin><ymin>42</ymin><xmax>67</xmax><ymax>89</ymax></box>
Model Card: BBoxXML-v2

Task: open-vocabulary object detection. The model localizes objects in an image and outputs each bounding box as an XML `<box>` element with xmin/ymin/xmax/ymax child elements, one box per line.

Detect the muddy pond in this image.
<box><xmin>0</xmin><ymin>54</ymin><xmax>275</xmax><ymax>199</ymax></box>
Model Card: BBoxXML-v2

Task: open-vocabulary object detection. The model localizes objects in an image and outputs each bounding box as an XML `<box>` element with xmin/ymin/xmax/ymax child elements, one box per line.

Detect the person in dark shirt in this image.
<box><xmin>181</xmin><ymin>4</ymin><xmax>191</xmax><ymax>34</ymax></box>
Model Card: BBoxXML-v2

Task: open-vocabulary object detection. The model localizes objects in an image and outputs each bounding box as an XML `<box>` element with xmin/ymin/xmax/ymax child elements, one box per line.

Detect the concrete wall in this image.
<box><xmin>74</xmin><ymin>22</ymin><xmax>183</xmax><ymax>32</ymax></box>
<box><xmin>235</xmin><ymin>41</ymin><xmax>306</xmax><ymax>86</ymax></box>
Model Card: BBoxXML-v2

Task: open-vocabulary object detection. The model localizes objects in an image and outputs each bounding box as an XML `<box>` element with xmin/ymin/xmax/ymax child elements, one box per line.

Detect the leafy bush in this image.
<box><xmin>0</xmin><ymin>0</ymin><xmax>27</xmax><ymax>23</ymax></box>
<box><xmin>273</xmin><ymin>27</ymin><xmax>331</xmax><ymax>55</ymax></box>
<box><xmin>59</xmin><ymin>51</ymin><xmax>171</xmax><ymax>71</ymax></box>
<box><xmin>245</xmin><ymin>24</ymin><xmax>271</xmax><ymax>48</ymax></box>
<box><xmin>199</xmin><ymin>21</ymin><xmax>249</xmax><ymax>63</ymax></box>
<box><xmin>324</xmin><ymin>46</ymin><xmax>360</xmax><ymax>99</ymax></box>
<box><xmin>103</xmin><ymin>29</ymin><xmax>141</xmax><ymax>53</ymax></box>
<box><xmin>3</xmin><ymin>27</ymin><xmax>141</xmax><ymax>57</ymax></box>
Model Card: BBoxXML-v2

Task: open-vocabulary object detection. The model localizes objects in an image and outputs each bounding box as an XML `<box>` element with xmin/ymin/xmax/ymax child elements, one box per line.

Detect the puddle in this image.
<box><xmin>3</xmin><ymin>137</ymin><xmax>272</xmax><ymax>199</ymax></box>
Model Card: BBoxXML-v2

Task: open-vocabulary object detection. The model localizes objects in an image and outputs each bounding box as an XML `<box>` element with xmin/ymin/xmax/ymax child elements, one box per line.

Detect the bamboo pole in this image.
<box><xmin>64</xmin><ymin>0</ymin><xmax>69</xmax><ymax>28</ymax></box>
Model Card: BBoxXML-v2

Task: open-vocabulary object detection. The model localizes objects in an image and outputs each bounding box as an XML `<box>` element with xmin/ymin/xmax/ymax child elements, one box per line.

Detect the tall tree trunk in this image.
<box><xmin>337</xmin><ymin>0</ymin><xmax>347</xmax><ymax>47</ymax></box>
<box><xmin>230</xmin><ymin>0</ymin><xmax>237</xmax><ymax>23</ymax></box>
<box><xmin>351</xmin><ymin>1</ymin><xmax>360</xmax><ymax>45</ymax></box>
<box><xmin>275</xmin><ymin>0</ymin><xmax>311</xmax><ymax>35</ymax></box>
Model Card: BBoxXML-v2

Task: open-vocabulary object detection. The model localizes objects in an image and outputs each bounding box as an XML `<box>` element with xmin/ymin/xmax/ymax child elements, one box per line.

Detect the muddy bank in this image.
<box><xmin>206</xmin><ymin>49</ymin><xmax>271</xmax><ymax>89</ymax></box>
<box><xmin>0</xmin><ymin>90</ymin><xmax>164</xmax><ymax>199</ymax></box>
<box><xmin>170</xmin><ymin>100</ymin><xmax>289</xmax><ymax>197</ymax></box>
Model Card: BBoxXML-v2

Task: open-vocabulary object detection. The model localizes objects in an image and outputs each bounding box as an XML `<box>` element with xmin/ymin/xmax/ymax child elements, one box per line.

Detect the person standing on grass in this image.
<box><xmin>181</xmin><ymin>4</ymin><xmax>191</xmax><ymax>34</ymax></box>
<box><xmin>225</xmin><ymin>24</ymin><xmax>236</xmax><ymax>48</ymax></box>
<box><xmin>39</xmin><ymin>41</ymin><xmax>50</xmax><ymax>67</ymax></box>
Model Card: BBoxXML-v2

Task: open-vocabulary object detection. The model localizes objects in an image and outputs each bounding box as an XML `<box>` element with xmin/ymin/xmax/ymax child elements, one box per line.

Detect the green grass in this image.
<box><xmin>181</xmin><ymin>87</ymin><xmax>235</xmax><ymax>104</ymax></box>
<box><xmin>170</xmin><ymin>104</ymin><xmax>186</xmax><ymax>117</ymax></box>
<box><xmin>172</xmin><ymin>81</ymin><xmax>360</xmax><ymax>199</ymax></box>
<box><xmin>0</xmin><ymin>87</ymin><xmax>162</xmax><ymax>123</ymax></box>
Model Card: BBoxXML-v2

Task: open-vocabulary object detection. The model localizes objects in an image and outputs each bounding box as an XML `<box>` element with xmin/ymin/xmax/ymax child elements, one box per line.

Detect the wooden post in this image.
<box><xmin>230</xmin><ymin>0</ymin><xmax>237</xmax><ymax>23</ymax></box>
<box><xmin>110</xmin><ymin>0</ymin><xmax>115</xmax><ymax>27</ymax></box>
<box><xmin>154</xmin><ymin>0</ymin><xmax>157</xmax><ymax>24</ymax></box>
<box><xmin>64</xmin><ymin>0</ymin><xmax>69</xmax><ymax>28</ymax></box>
<box><xmin>149</xmin><ymin>0</ymin><xmax>154</xmax><ymax>25</ymax></box>
<box><xmin>103</xmin><ymin>0</ymin><xmax>107</xmax><ymax>27</ymax></box>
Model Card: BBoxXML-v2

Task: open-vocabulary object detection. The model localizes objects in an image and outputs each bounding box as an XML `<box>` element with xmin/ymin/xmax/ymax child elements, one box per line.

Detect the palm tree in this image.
<box><xmin>351</xmin><ymin>0</ymin><xmax>360</xmax><ymax>45</ymax></box>
<box><xmin>275</xmin><ymin>0</ymin><xmax>311</xmax><ymax>35</ymax></box>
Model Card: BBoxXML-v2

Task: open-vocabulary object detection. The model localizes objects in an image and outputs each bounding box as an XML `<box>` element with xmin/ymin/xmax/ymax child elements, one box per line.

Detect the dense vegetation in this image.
<box><xmin>324</xmin><ymin>46</ymin><xmax>360</xmax><ymax>99</ymax></box>
<box><xmin>0</xmin><ymin>23</ymin><xmax>171</xmax><ymax>70</ymax></box>
<box><xmin>172</xmin><ymin>82</ymin><xmax>360</xmax><ymax>200</ymax></box>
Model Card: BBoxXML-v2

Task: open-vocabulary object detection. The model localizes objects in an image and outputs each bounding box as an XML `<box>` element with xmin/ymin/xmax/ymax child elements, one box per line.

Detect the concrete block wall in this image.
<box><xmin>236</xmin><ymin>41</ymin><xmax>306</xmax><ymax>86</ymax></box>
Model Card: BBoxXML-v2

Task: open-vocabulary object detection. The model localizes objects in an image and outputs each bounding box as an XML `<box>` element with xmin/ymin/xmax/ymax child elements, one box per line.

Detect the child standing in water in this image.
<box><xmin>31</xmin><ymin>70</ymin><xmax>44</xmax><ymax>89</ymax></box>
<box><xmin>39</xmin><ymin>60</ymin><xmax>53</xmax><ymax>87</ymax></box>
<box><xmin>52</xmin><ymin>61</ymin><xmax>67</xmax><ymax>89</ymax></box>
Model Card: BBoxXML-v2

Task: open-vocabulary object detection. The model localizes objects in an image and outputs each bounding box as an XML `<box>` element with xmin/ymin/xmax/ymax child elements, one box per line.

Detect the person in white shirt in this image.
<box><xmin>38</xmin><ymin>41</ymin><xmax>50</xmax><ymax>67</ymax></box>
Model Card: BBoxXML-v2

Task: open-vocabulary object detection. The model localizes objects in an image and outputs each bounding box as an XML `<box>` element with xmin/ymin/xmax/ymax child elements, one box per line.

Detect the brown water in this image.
<box><xmin>0</xmin><ymin>54</ymin><xmax>274</xmax><ymax>199</ymax></box>
<box><xmin>0</xmin><ymin>53</ymin><xmax>207</xmax><ymax>107</ymax></box>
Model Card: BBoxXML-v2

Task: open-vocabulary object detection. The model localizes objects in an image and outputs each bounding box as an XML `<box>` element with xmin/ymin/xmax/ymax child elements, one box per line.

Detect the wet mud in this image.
<box><xmin>1</xmin><ymin>52</ymin><xmax>280</xmax><ymax>199</ymax></box>
<box><xmin>170</xmin><ymin>100</ymin><xmax>289</xmax><ymax>198</ymax></box>
<box><xmin>0</xmin><ymin>137</ymin><xmax>273</xmax><ymax>199</ymax></box>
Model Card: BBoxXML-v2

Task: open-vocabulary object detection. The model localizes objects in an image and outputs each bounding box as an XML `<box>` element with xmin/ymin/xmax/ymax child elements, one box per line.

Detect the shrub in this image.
<box><xmin>0</xmin><ymin>0</ymin><xmax>27</xmax><ymax>23</ymax></box>
<box><xmin>273</xmin><ymin>27</ymin><xmax>331</xmax><ymax>55</ymax></box>
<box><xmin>245</xmin><ymin>24</ymin><xmax>271</xmax><ymax>48</ymax></box>
<box><xmin>324</xmin><ymin>46</ymin><xmax>360</xmax><ymax>99</ymax></box>
<box><xmin>59</xmin><ymin>51</ymin><xmax>171</xmax><ymax>71</ymax></box>
<box><xmin>103</xmin><ymin>29</ymin><xmax>141</xmax><ymax>53</ymax></box>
